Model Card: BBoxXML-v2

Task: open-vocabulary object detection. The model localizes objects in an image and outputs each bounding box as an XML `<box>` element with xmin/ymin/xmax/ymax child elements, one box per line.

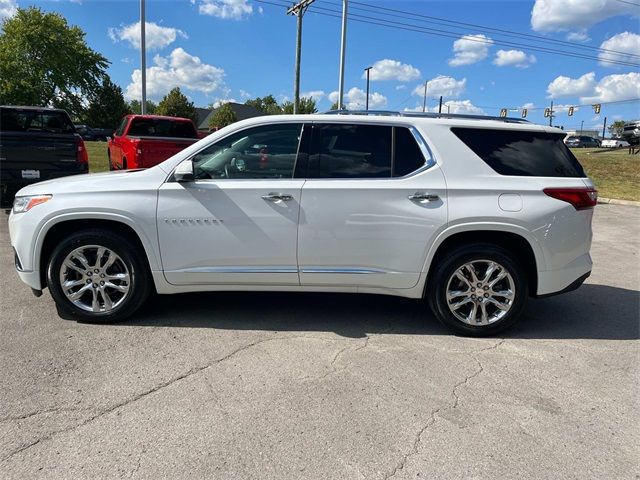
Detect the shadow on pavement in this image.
<box><xmin>127</xmin><ymin>283</ymin><xmax>639</xmax><ymax>340</ymax></box>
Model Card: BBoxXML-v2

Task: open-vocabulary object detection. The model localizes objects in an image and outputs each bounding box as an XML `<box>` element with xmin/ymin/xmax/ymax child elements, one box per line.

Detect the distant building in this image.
<box><xmin>195</xmin><ymin>103</ymin><xmax>264</xmax><ymax>131</ymax></box>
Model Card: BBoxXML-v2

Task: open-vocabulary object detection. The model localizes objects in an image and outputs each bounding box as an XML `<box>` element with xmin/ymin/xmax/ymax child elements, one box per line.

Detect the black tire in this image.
<box><xmin>122</xmin><ymin>158</ymin><xmax>127</xmax><ymax>170</ymax></box>
<box><xmin>107</xmin><ymin>150</ymin><xmax>113</xmax><ymax>171</ymax></box>
<box><xmin>427</xmin><ymin>244</ymin><xmax>527</xmax><ymax>337</ymax></box>
<box><xmin>46</xmin><ymin>229</ymin><xmax>151</xmax><ymax>323</ymax></box>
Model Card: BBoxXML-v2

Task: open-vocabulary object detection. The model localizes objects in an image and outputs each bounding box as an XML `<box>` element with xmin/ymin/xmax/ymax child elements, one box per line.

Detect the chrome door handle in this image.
<box><xmin>261</xmin><ymin>193</ymin><xmax>294</xmax><ymax>202</ymax></box>
<box><xmin>408</xmin><ymin>192</ymin><xmax>440</xmax><ymax>202</ymax></box>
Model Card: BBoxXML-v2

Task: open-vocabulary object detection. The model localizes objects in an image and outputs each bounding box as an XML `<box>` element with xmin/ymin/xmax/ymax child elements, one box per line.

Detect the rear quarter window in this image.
<box><xmin>451</xmin><ymin>127</ymin><xmax>586</xmax><ymax>177</ymax></box>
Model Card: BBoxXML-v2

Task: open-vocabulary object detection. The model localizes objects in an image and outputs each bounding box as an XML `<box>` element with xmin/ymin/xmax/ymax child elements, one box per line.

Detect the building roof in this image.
<box><xmin>197</xmin><ymin>102</ymin><xmax>264</xmax><ymax>130</ymax></box>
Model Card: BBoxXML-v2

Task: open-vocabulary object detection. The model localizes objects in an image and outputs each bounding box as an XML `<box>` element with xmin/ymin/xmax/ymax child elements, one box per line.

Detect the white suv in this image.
<box><xmin>9</xmin><ymin>112</ymin><xmax>597</xmax><ymax>336</ymax></box>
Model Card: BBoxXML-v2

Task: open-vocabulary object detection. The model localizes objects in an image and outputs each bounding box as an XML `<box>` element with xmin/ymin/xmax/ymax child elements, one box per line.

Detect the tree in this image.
<box><xmin>608</xmin><ymin>120</ymin><xmax>626</xmax><ymax>138</ymax></box>
<box><xmin>330</xmin><ymin>101</ymin><xmax>340</xmax><ymax>110</ymax></box>
<box><xmin>245</xmin><ymin>95</ymin><xmax>282</xmax><ymax>115</ymax></box>
<box><xmin>208</xmin><ymin>103</ymin><xmax>237</xmax><ymax>129</ymax></box>
<box><xmin>127</xmin><ymin>99</ymin><xmax>157</xmax><ymax>115</ymax></box>
<box><xmin>0</xmin><ymin>7</ymin><xmax>108</xmax><ymax>115</ymax></box>
<box><xmin>156</xmin><ymin>87</ymin><xmax>198</xmax><ymax>123</ymax></box>
<box><xmin>281</xmin><ymin>96</ymin><xmax>318</xmax><ymax>114</ymax></box>
<box><xmin>82</xmin><ymin>76</ymin><xmax>130</xmax><ymax>128</ymax></box>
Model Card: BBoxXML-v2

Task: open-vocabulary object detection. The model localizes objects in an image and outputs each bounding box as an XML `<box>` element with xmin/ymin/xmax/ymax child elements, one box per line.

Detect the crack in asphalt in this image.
<box><xmin>1</xmin><ymin>334</ymin><xmax>314</xmax><ymax>463</ymax></box>
<box><xmin>383</xmin><ymin>338</ymin><xmax>505</xmax><ymax>480</ymax></box>
<box><xmin>0</xmin><ymin>406</ymin><xmax>96</xmax><ymax>424</ymax></box>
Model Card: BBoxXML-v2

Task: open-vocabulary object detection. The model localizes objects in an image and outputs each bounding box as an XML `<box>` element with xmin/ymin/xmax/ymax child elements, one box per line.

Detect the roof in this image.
<box><xmin>1</xmin><ymin>105</ymin><xmax>68</xmax><ymax>112</ymax></box>
<box><xmin>126</xmin><ymin>114</ymin><xmax>194</xmax><ymax>122</ymax></box>
<box><xmin>198</xmin><ymin>102</ymin><xmax>264</xmax><ymax>129</ymax></box>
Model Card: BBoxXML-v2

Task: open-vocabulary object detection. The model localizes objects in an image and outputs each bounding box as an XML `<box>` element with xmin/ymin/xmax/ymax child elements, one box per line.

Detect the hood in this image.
<box><xmin>15</xmin><ymin>167</ymin><xmax>167</xmax><ymax>196</ymax></box>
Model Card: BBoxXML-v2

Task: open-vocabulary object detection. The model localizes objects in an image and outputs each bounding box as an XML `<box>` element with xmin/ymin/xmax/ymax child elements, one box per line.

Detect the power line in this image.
<box><xmin>615</xmin><ymin>0</ymin><xmax>640</xmax><ymax>6</ymax></box>
<box><xmin>254</xmin><ymin>0</ymin><xmax>640</xmax><ymax>67</ymax></box>
<box><xmin>323</xmin><ymin>0</ymin><xmax>640</xmax><ymax>59</ymax></box>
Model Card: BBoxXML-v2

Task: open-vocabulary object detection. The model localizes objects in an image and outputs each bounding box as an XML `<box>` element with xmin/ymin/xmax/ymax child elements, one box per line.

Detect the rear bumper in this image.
<box><xmin>535</xmin><ymin>253</ymin><xmax>592</xmax><ymax>297</ymax></box>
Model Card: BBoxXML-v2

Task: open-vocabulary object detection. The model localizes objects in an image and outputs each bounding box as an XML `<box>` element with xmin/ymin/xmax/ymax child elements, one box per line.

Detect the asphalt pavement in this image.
<box><xmin>1</xmin><ymin>204</ymin><xmax>638</xmax><ymax>479</ymax></box>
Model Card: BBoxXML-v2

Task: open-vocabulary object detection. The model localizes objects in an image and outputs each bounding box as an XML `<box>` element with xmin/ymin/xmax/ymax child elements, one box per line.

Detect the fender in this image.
<box><xmin>420</xmin><ymin>221</ymin><xmax>547</xmax><ymax>275</ymax></box>
<box><xmin>32</xmin><ymin>211</ymin><xmax>163</xmax><ymax>276</ymax></box>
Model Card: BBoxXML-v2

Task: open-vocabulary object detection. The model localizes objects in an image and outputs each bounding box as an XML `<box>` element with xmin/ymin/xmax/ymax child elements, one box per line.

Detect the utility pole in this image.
<box><xmin>438</xmin><ymin>96</ymin><xmax>443</xmax><ymax>114</ymax></box>
<box><xmin>422</xmin><ymin>81</ymin><xmax>428</xmax><ymax>113</ymax></box>
<box><xmin>140</xmin><ymin>0</ymin><xmax>147</xmax><ymax>114</ymax></box>
<box><xmin>287</xmin><ymin>0</ymin><xmax>315</xmax><ymax>114</ymax></box>
<box><xmin>549</xmin><ymin>100</ymin><xmax>554</xmax><ymax>127</ymax></box>
<box><xmin>337</xmin><ymin>0</ymin><xmax>348</xmax><ymax>109</ymax></box>
<box><xmin>364</xmin><ymin>66</ymin><xmax>372</xmax><ymax>111</ymax></box>
<box><xmin>602</xmin><ymin>116</ymin><xmax>607</xmax><ymax>139</ymax></box>
<box><xmin>580</xmin><ymin>120</ymin><xmax>584</xmax><ymax>135</ymax></box>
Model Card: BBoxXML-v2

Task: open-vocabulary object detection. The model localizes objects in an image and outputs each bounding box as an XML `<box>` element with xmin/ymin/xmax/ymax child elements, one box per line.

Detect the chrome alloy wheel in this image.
<box><xmin>59</xmin><ymin>245</ymin><xmax>131</xmax><ymax>313</ymax></box>
<box><xmin>445</xmin><ymin>260</ymin><xmax>515</xmax><ymax>326</ymax></box>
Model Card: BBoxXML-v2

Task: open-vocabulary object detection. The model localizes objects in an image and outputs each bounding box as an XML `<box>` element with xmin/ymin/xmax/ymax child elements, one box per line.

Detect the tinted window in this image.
<box><xmin>451</xmin><ymin>128</ymin><xmax>586</xmax><ymax>177</ymax></box>
<box><xmin>394</xmin><ymin>127</ymin><xmax>427</xmax><ymax>177</ymax></box>
<box><xmin>193</xmin><ymin>123</ymin><xmax>302</xmax><ymax>180</ymax></box>
<box><xmin>310</xmin><ymin>124</ymin><xmax>392</xmax><ymax>178</ymax></box>
<box><xmin>0</xmin><ymin>108</ymin><xmax>74</xmax><ymax>133</ymax></box>
<box><xmin>128</xmin><ymin>118</ymin><xmax>197</xmax><ymax>138</ymax></box>
<box><xmin>115</xmin><ymin>117</ymin><xmax>128</xmax><ymax>136</ymax></box>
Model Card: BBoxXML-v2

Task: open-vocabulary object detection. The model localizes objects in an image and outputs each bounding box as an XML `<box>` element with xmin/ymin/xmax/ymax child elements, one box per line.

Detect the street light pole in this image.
<box><xmin>337</xmin><ymin>0</ymin><xmax>348</xmax><ymax>109</ymax></box>
<box><xmin>140</xmin><ymin>0</ymin><xmax>147</xmax><ymax>114</ymax></box>
<box><xmin>364</xmin><ymin>66</ymin><xmax>372</xmax><ymax>111</ymax></box>
<box><xmin>422</xmin><ymin>81</ymin><xmax>428</xmax><ymax>112</ymax></box>
<box><xmin>580</xmin><ymin>120</ymin><xmax>584</xmax><ymax>135</ymax></box>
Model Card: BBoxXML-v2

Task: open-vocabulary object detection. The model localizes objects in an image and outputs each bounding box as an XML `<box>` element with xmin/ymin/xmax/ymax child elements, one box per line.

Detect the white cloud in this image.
<box><xmin>448</xmin><ymin>34</ymin><xmax>493</xmax><ymax>67</ymax></box>
<box><xmin>566</xmin><ymin>31</ymin><xmax>590</xmax><ymax>42</ymax></box>
<box><xmin>0</xmin><ymin>0</ymin><xmax>17</xmax><ymax>19</ymax></box>
<box><xmin>301</xmin><ymin>90</ymin><xmax>325</xmax><ymax>101</ymax></box>
<box><xmin>599</xmin><ymin>32</ymin><xmax>640</xmax><ymax>66</ymax></box>
<box><xmin>406</xmin><ymin>100</ymin><xmax>485</xmax><ymax>115</ymax></box>
<box><xmin>580</xmin><ymin>72</ymin><xmax>640</xmax><ymax>103</ymax></box>
<box><xmin>396</xmin><ymin>85</ymin><xmax>407</xmax><ymax>91</ymax></box>
<box><xmin>364</xmin><ymin>59</ymin><xmax>421</xmax><ymax>82</ymax></box>
<box><xmin>198</xmin><ymin>0</ymin><xmax>253</xmax><ymax>20</ymax></box>
<box><xmin>108</xmin><ymin>21</ymin><xmax>187</xmax><ymax>51</ymax></box>
<box><xmin>125</xmin><ymin>47</ymin><xmax>226</xmax><ymax>100</ymax></box>
<box><xmin>493</xmin><ymin>49</ymin><xmax>537</xmax><ymax>68</ymax></box>
<box><xmin>328</xmin><ymin>87</ymin><xmax>387</xmax><ymax>109</ymax></box>
<box><xmin>212</xmin><ymin>98</ymin><xmax>238</xmax><ymax>108</ymax></box>
<box><xmin>239</xmin><ymin>89</ymin><xmax>251</xmax><ymax>99</ymax></box>
<box><xmin>521</xmin><ymin>102</ymin><xmax>536</xmax><ymax>109</ymax></box>
<box><xmin>547</xmin><ymin>72</ymin><xmax>596</xmax><ymax>98</ymax></box>
<box><xmin>412</xmin><ymin>75</ymin><xmax>467</xmax><ymax>98</ymax></box>
<box><xmin>531</xmin><ymin>0</ymin><xmax>637</xmax><ymax>32</ymax></box>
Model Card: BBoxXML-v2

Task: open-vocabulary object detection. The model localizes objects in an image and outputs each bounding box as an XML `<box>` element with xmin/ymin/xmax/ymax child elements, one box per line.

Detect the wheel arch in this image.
<box><xmin>36</xmin><ymin>214</ymin><xmax>161</xmax><ymax>289</ymax></box>
<box><xmin>423</xmin><ymin>225</ymin><xmax>542</xmax><ymax>297</ymax></box>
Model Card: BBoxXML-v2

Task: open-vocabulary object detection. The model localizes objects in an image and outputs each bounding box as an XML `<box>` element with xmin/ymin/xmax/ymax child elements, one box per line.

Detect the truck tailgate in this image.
<box><xmin>135</xmin><ymin>137</ymin><xmax>198</xmax><ymax>167</ymax></box>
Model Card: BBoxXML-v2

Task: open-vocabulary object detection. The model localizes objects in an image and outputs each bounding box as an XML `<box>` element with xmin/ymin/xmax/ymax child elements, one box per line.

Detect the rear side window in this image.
<box><xmin>1</xmin><ymin>108</ymin><xmax>74</xmax><ymax>133</ymax></box>
<box><xmin>451</xmin><ymin>128</ymin><xmax>586</xmax><ymax>177</ymax></box>
<box><xmin>128</xmin><ymin>118</ymin><xmax>198</xmax><ymax>138</ymax></box>
<box><xmin>308</xmin><ymin>124</ymin><xmax>429</xmax><ymax>178</ymax></box>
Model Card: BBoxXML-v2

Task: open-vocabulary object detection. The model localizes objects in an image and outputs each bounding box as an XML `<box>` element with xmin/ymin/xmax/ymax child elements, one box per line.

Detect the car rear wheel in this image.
<box><xmin>427</xmin><ymin>244</ymin><xmax>527</xmax><ymax>337</ymax></box>
<box><xmin>47</xmin><ymin>229</ymin><xmax>151</xmax><ymax>323</ymax></box>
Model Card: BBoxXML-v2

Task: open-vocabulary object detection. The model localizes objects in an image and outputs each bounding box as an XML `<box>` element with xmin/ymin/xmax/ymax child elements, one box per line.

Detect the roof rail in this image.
<box><xmin>324</xmin><ymin>109</ymin><xmax>530</xmax><ymax>124</ymax></box>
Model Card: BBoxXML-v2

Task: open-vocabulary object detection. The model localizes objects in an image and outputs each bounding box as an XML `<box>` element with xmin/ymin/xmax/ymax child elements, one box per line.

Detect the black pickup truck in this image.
<box><xmin>1</xmin><ymin>106</ymin><xmax>89</xmax><ymax>206</ymax></box>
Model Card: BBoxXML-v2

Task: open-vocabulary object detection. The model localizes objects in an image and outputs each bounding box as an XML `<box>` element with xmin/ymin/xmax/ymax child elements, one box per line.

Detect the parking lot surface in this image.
<box><xmin>1</xmin><ymin>204</ymin><xmax>638</xmax><ymax>479</ymax></box>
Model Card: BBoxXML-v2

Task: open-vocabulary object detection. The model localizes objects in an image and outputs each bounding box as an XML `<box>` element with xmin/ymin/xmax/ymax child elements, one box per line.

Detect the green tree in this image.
<box><xmin>156</xmin><ymin>87</ymin><xmax>197</xmax><ymax>123</ymax></box>
<box><xmin>608</xmin><ymin>120</ymin><xmax>626</xmax><ymax>138</ymax></box>
<box><xmin>330</xmin><ymin>101</ymin><xmax>340</xmax><ymax>110</ymax></box>
<box><xmin>245</xmin><ymin>95</ymin><xmax>282</xmax><ymax>115</ymax></box>
<box><xmin>281</xmin><ymin>97</ymin><xmax>318</xmax><ymax>114</ymax></box>
<box><xmin>127</xmin><ymin>99</ymin><xmax>157</xmax><ymax>115</ymax></box>
<box><xmin>208</xmin><ymin>103</ymin><xmax>237</xmax><ymax>129</ymax></box>
<box><xmin>82</xmin><ymin>76</ymin><xmax>130</xmax><ymax>128</ymax></box>
<box><xmin>0</xmin><ymin>7</ymin><xmax>108</xmax><ymax>115</ymax></box>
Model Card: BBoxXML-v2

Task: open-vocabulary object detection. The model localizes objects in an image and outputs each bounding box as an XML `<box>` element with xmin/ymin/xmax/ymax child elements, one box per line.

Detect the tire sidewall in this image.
<box><xmin>429</xmin><ymin>245</ymin><xmax>528</xmax><ymax>337</ymax></box>
<box><xmin>47</xmin><ymin>230</ymin><xmax>149</xmax><ymax>323</ymax></box>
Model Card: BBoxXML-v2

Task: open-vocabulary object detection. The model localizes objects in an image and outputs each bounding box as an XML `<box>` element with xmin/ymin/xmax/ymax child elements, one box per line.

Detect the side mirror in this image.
<box><xmin>174</xmin><ymin>160</ymin><xmax>194</xmax><ymax>182</ymax></box>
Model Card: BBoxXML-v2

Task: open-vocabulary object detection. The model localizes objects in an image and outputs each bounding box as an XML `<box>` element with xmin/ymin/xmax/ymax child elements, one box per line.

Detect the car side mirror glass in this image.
<box><xmin>174</xmin><ymin>160</ymin><xmax>194</xmax><ymax>182</ymax></box>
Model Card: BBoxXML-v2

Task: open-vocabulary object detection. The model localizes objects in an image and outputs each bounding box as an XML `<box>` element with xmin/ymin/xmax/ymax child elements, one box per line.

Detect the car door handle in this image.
<box><xmin>408</xmin><ymin>192</ymin><xmax>440</xmax><ymax>202</ymax></box>
<box><xmin>261</xmin><ymin>193</ymin><xmax>294</xmax><ymax>202</ymax></box>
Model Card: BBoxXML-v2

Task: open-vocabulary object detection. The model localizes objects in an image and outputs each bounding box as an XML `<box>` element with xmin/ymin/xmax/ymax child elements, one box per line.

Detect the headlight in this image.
<box><xmin>12</xmin><ymin>195</ymin><xmax>52</xmax><ymax>214</ymax></box>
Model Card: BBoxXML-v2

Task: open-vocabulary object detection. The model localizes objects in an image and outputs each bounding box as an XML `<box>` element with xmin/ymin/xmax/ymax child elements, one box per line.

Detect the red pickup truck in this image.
<box><xmin>108</xmin><ymin>115</ymin><xmax>200</xmax><ymax>170</ymax></box>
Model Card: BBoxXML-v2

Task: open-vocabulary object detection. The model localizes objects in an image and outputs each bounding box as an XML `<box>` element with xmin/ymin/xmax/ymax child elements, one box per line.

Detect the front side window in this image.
<box><xmin>115</xmin><ymin>117</ymin><xmax>128</xmax><ymax>136</ymax></box>
<box><xmin>192</xmin><ymin>123</ymin><xmax>303</xmax><ymax>180</ymax></box>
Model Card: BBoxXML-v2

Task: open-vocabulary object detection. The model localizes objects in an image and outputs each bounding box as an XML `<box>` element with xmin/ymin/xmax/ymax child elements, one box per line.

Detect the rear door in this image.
<box><xmin>297</xmin><ymin>123</ymin><xmax>447</xmax><ymax>289</ymax></box>
<box><xmin>157</xmin><ymin>122</ymin><xmax>308</xmax><ymax>286</ymax></box>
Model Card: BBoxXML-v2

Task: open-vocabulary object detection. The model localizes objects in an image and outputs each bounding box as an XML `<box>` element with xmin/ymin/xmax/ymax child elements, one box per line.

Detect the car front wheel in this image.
<box><xmin>47</xmin><ymin>229</ymin><xmax>151</xmax><ymax>323</ymax></box>
<box><xmin>428</xmin><ymin>244</ymin><xmax>527</xmax><ymax>336</ymax></box>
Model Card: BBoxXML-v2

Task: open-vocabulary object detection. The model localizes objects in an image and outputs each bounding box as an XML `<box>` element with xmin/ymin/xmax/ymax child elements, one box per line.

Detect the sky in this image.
<box><xmin>1</xmin><ymin>0</ymin><xmax>639</xmax><ymax>131</ymax></box>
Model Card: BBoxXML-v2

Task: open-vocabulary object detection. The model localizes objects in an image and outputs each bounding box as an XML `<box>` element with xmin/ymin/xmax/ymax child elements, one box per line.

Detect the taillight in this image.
<box><xmin>77</xmin><ymin>137</ymin><xmax>88</xmax><ymax>164</ymax></box>
<box><xmin>543</xmin><ymin>187</ymin><xmax>598</xmax><ymax>210</ymax></box>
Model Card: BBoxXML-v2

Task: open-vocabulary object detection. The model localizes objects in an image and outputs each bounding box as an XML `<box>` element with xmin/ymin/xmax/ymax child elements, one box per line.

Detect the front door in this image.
<box><xmin>298</xmin><ymin>123</ymin><xmax>447</xmax><ymax>289</ymax></box>
<box><xmin>157</xmin><ymin>123</ymin><xmax>307</xmax><ymax>286</ymax></box>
